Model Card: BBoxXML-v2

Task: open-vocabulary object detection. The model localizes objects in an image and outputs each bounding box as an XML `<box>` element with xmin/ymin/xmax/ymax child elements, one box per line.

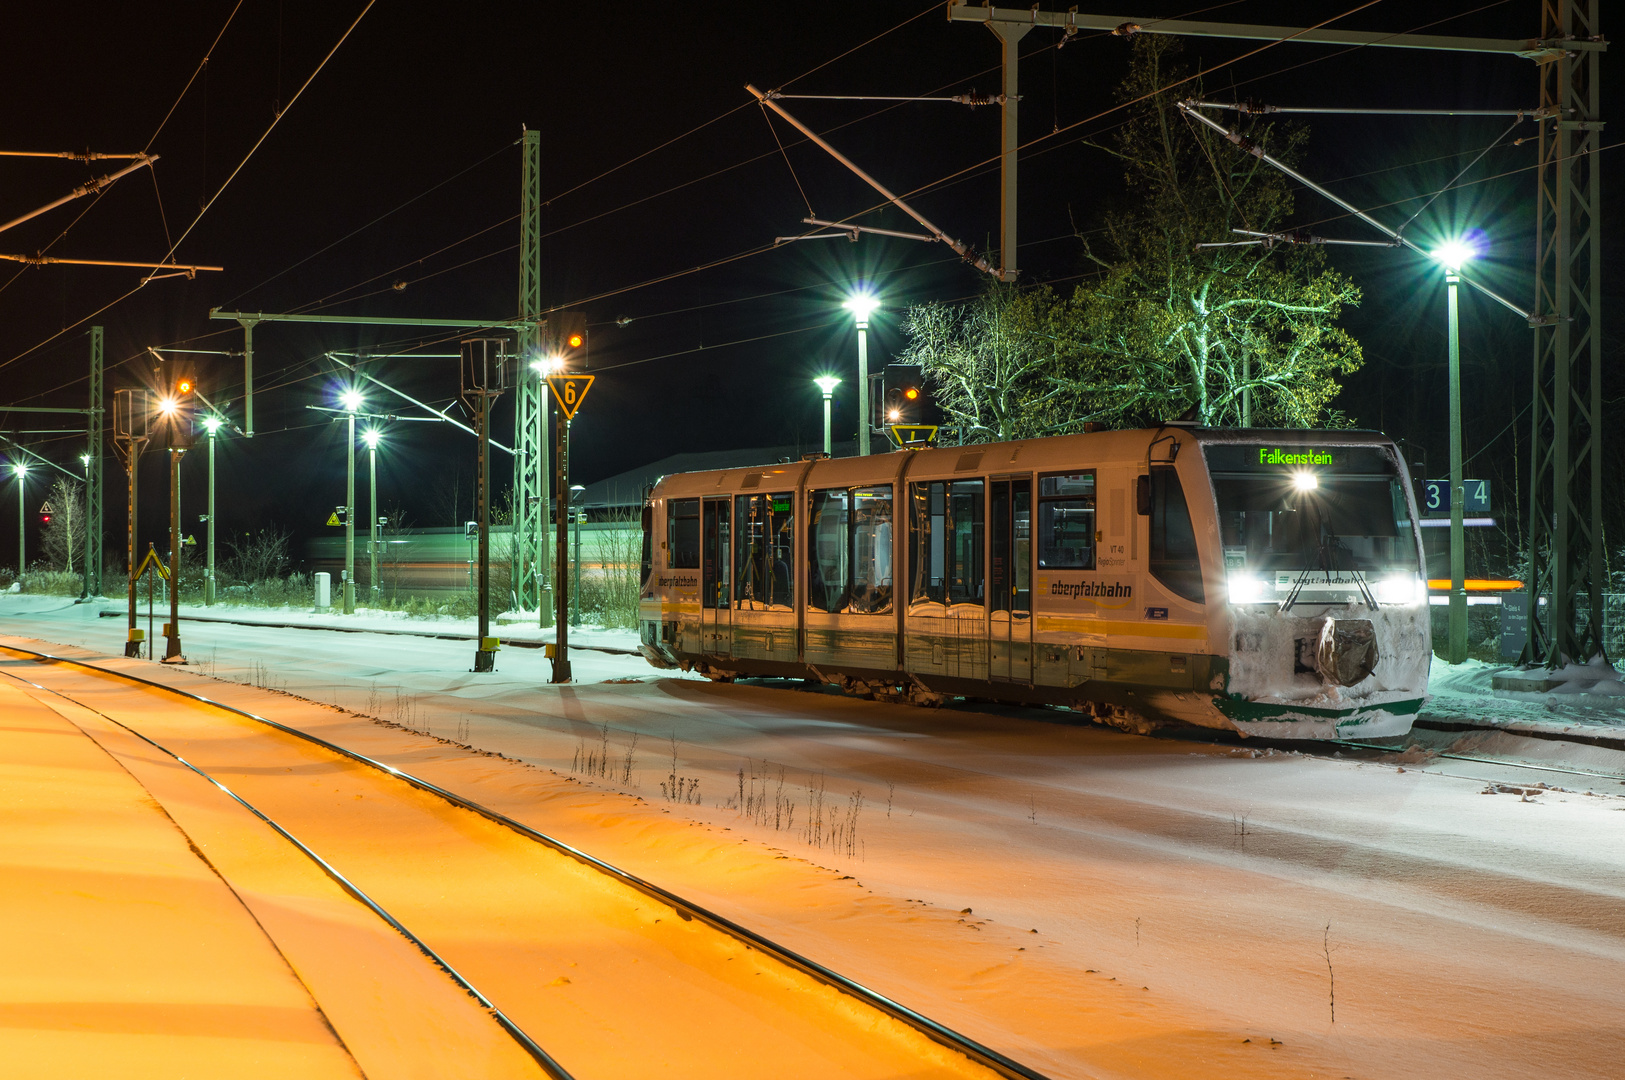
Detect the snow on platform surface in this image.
<box><xmin>6</xmin><ymin>596</ymin><xmax>1625</xmax><ymax>1079</ymax></box>
<box><xmin>0</xmin><ymin>676</ymin><xmax>364</xmax><ymax>1079</ymax></box>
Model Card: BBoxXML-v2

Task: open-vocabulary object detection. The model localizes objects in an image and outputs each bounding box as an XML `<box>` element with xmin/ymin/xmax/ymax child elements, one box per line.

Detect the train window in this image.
<box><xmin>909</xmin><ymin>480</ymin><xmax>984</xmax><ymax>607</ymax></box>
<box><xmin>701</xmin><ymin>499</ymin><xmax>731</xmax><ymax>609</ymax></box>
<box><xmin>808</xmin><ymin>487</ymin><xmax>892</xmax><ymax>614</ymax></box>
<box><xmin>640</xmin><ymin>503</ymin><xmax>653</xmax><ymax>590</ymax></box>
<box><xmin>808</xmin><ymin>489</ymin><xmax>849</xmax><ymax>612</ymax></box>
<box><xmin>1148</xmin><ymin>467</ymin><xmax>1205</xmax><ymax>603</ymax></box>
<box><xmin>667</xmin><ymin>498</ymin><xmax>700</xmax><ymax>569</ymax></box>
<box><xmin>1037</xmin><ymin>471</ymin><xmax>1095</xmax><ymax>570</ymax></box>
<box><xmin>734</xmin><ymin>493</ymin><xmax>795</xmax><ymax>610</ymax></box>
<box><xmin>849</xmin><ymin>486</ymin><xmax>893</xmax><ymax>613</ymax></box>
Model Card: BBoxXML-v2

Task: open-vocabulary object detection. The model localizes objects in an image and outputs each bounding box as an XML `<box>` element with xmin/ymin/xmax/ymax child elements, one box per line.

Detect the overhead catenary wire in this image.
<box><xmin>0</xmin><ymin>0</ymin><xmax>246</xmax><ymax>303</ymax></box>
<box><xmin>0</xmin><ymin>0</ymin><xmax>378</xmax><ymax>377</ymax></box>
<box><xmin>118</xmin><ymin>2</ymin><xmax>1543</xmax><ymax>393</ymax></box>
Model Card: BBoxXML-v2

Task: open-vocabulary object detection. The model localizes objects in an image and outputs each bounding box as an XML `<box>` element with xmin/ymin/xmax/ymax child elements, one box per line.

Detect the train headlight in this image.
<box><xmin>1227</xmin><ymin>573</ymin><xmax>1273</xmax><ymax>605</ymax></box>
<box><xmin>1374</xmin><ymin>573</ymin><xmax>1425</xmax><ymax>606</ymax></box>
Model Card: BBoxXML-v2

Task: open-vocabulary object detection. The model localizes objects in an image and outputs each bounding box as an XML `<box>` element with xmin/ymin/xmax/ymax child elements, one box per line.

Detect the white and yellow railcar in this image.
<box><xmin>637</xmin><ymin>427</ymin><xmax>1430</xmax><ymax>741</ymax></box>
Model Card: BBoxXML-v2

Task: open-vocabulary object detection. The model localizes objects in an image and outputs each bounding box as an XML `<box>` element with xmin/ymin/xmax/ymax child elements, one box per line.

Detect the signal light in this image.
<box><xmin>554</xmin><ymin>311</ymin><xmax>588</xmax><ymax>368</ymax></box>
<box><xmin>165</xmin><ymin>371</ymin><xmax>197</xmax><ymax>448</ymax></box>
<box><xmin>879</xmin><ymin>363</ymin><xmax>934</xmax><ymax>430</ymax></box>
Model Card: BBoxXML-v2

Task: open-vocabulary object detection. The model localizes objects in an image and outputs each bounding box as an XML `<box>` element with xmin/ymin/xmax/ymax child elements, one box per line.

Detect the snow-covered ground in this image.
<box><xmin>6</xmin><ymin>594</ymin><xmax>1625</xmax><ymax>1079</ymax></box>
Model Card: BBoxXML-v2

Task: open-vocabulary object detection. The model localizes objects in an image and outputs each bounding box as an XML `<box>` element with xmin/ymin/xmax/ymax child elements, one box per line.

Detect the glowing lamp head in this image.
<box><xmin>1292</xmin><ymin>471</ymin><xmax>1319</xmax><ymax>493</ymax></box>
<box><xmin>532</xmin><ymin>353</ymin><xmax>563</xmax><ymax>375</ymax></box>
<box><xmin>887</xmin><ymin>408</ymin><xmax>901</xmax><ymax>421</ymax></box>
<box><xmin>176</xmin><ymin>378</ymin><xmax>193</xmax><ymax>395</ymax></box>
<box><xmin>80</xmin><ymin>454</ymin><xmax>91</xmax><ymax>466</ymax></box>
<box><xmin>1433</xmin><ymin>240</ymin><xmax>1476</xmax><ymax>273</ymax></box>
<box><xmin>12</xmin><ymin>462</ymin><xmax>26</xmax><ymax>477</ymax></box>
<box><xmin>814</xmin><ymin>375</ymin><xmax>841</xmax><ymax>397</ymax></box>
<box><xmin>340</xmin><ymin>389</ymin><xmax>364</xmax><ymax>413</ymax></box>
<box><xmin>842</xmin><ymin>293</ymin><xmax>880</xmax><ymax>323</ymax></box>
<box><xmin>904</xmin><ymin>387</ymin><xmax>919</xmax><ymax>401</ymax></box>
<box><xmin>565</xmin><ymin>332</ymin><xmax>584</xmax><ymax>349</ymax></box>
<box><xmin>362</xmin><ymin>429</ymin><xmax>380</xmax><ymax>449</ymax></box>
<box><xmin>157</xmin><ymin>397</ymin><xmax>178</xmax><ymax>416</ymax></box>
<box><xmin>202</xmin><ymin>415</ymin><xmax>223</xmax><ymax>434</ymax></box>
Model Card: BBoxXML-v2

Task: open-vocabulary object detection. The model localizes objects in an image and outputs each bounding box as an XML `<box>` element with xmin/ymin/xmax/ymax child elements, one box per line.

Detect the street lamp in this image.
<box><xmin>814</xmin><ymin>376</ymin><xmax>841</xmax><ymax>456</ymax></box>
<box><xmin>11</xmin><ymin>461</ymin><xmax>26</xmax><ymax>577</ymax></box>
<box><xmin>201</xmin><ymin>415</ymin><xmax>222</xmax><ymax>604</ymax></box>
<box><xmin>362</xmin><ymin>428</ymin><xmax>381</xmax><ymax>597</ymax></box>
<box><xmin>1434</xmin><ymin>239</ymin><xmax>1474</xmax><ymax>664</ymax></box>
<box><xmin>570</xmin><ymin>483</ymin><xmax>585</xmax><ymax>627</ymax></box>
<box><xmin>842</xmin><ymin>292</ymin><xmax>879</xmax><ymax>456</ymax></box>
<box><xmin>340</xmin><ymin>389</ymin><xmax>361</xmax><ymax>614</ymax></box>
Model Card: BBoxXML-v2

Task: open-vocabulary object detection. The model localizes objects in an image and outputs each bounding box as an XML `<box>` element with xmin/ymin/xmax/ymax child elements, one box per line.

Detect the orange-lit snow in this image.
<box><xmin>6</xmin><ymin>597</ymin><xmax>1625</xmax><ymax>1078</ymax></box>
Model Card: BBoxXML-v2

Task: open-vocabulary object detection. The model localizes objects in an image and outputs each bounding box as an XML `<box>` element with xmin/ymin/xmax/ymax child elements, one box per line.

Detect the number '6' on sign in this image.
<box><xmin>546</xmin><ymin>375</ymin><xmax>595</xmax><ymax>420</ymax></box>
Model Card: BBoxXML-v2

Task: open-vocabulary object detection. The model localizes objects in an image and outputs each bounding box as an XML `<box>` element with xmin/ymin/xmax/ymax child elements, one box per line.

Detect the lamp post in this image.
<box><xmin>363</xmin><ymin>428</ymin><xmax>380</xmax><ymax>598</ymax></box>
<box><xmin>340</xmin><ymin>389</ymin><xmax>362</xmax><ymax>615</ymax></box>
<box><xmin>201</xmin><ymin>416</ymin><xmax>221</xmax><ymax>604</ymax></box>
<box><xmin>814</xmin><ymin>376</ymin><xmax>840</xmax><ymax>456</ymax></box>
<box><xmin>79</xmin><ymin>454</ymin><xmax>91</xmax><ymax>590</ymax></box>
<box><xmin>11</xmin><ymin>462</ymin><xmax>26</xmax><ymax>577</ymax></box>
<box><xmin>570</xmin><ymin>483</ymin><xmax>585</xmax><ymax>626</ymax></box>
<box><xmin>1435</xmin><ymin>241</ymin><xmax>1473</xmax><ymax>664</ymax></box>
<box><xmin>842</xmin><ymin>293</ymin><xmax>879</xmax><ymax>455</ymax></box>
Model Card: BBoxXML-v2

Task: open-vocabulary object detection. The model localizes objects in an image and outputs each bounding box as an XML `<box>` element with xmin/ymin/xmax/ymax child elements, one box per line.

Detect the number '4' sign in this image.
<box><xmin>545</xmin><ymin>375</ymin><xmax>595</xmax><ymax>420</ymax></box>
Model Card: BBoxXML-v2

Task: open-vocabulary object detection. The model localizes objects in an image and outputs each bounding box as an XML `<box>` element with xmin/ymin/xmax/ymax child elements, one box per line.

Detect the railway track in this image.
<box><xmin>0</xmin><ymin>642</ymin><xmax>1047</xmax><ymax>1080</ymax></box>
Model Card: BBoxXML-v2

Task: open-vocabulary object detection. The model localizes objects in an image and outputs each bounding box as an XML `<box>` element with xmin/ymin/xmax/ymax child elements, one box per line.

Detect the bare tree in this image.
<box><xmin>39</xmin><ymin>478</ymin><xmax>86</xmax><ymax>574</ymax></box>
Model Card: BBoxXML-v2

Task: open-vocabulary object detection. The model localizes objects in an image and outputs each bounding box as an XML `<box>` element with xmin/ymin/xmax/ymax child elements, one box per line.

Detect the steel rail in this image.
<box><xmin>1</xmin><ymin>642</ymin><xmax>1051</xmax><ymax>1080</ymax></box>
<box><xmin>0</xmin><ymin>654</ymin><xmax>572</xmax><ymax>1080</ymax></box>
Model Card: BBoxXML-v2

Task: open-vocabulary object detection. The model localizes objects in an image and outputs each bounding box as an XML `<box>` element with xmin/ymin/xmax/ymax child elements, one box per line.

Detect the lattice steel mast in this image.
<box><xmin>514</xmin><ymin>127</ymin><xmax>553</xmax><ymax>624</ymax></box>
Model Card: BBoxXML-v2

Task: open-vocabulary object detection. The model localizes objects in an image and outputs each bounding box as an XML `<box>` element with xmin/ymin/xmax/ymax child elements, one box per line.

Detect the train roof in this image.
<box><xmin>647</xmin><ymin>426</ymin><xmax>1401</xmax><ymax>498</ymax></box>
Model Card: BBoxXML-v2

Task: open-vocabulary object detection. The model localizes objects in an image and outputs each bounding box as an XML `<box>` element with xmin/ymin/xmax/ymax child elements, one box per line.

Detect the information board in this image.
<box><xmin>1423</xmin><ymin>478</ymin><xmax>1489</xmax><ymax>514</ymax></box>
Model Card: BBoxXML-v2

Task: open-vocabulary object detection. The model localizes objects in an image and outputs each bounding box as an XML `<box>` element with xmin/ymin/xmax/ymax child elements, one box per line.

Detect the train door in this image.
<box><xmin>990</xmin><ymin>476</ymin><xmax>1032</xmax><ymax>683</ymax></box>
<box><xmin>701</xmin><ymin>497</ymin><xmax>731</xmax><ymax>655</ymax></box>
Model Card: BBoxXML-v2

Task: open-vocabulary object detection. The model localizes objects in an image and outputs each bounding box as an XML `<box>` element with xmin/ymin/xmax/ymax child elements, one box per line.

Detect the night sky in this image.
<box><xmin>1</xmin><ymin>2</ymin><xmax>1617</xmax><ymax>566</ymax></box>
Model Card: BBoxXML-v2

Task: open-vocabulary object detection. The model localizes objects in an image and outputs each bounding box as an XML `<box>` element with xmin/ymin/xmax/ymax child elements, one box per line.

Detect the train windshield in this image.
<box><xmin>1204</xmin><ymin>443</ymin><xmax>1421</xmax><ymax>605</ymax></box>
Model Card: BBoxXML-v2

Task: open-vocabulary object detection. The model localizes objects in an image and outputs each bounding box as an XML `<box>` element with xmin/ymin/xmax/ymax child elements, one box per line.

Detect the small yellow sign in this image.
<box><xmin>325</xmin><ymin>511</ymin><xmax>342</xmax><ymax>526</ymax></box>
<box><xmin>891</xmin><ymin>424</ymin><xmax>938</xmax><ymax>447</ymax></box>
<box><xmin>546</xmin><ymin>375</ymin><xmax>595</xmax><ymax>421</ymax></box>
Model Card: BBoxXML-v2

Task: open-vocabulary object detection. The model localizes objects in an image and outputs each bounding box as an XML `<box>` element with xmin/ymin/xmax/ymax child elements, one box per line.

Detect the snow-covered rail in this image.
<box><xmin>0</xmin><ymin>643</ymin><xmax>1047</xmax><ymax>1080</ymax></box>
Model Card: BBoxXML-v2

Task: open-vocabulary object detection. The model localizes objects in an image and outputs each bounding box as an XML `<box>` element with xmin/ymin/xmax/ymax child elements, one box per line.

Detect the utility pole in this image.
<box><xmin>113</xmin><ymin>389</ymin><xmax>148</xmax><ymax>657</ymax></box>
<box><xmin>552</xmin><ymin>413</ymin><xmax>572</xmax><ymax>682</ymax></box>
<box><xmin>1446</xmin><ymin>265</ymin><xmax>1468</xmax><ymax>663</ymax></box>
<box><xmin>1524</xmin><ymin>0</ymin><xmax>1606</xmax><ymax>670</ymax></box>
<box><xmin>365</xmin><ymin>429</ymin><xmax>380</xmax><ymax>597</ymax></box>
<box><xmin>343</xmin><ymin>404</ymin><xmax>356</xmax><ymax>614</ymax></box>
<box><xmin>165</xmin><ymin>446</ymin><xmax>184</xmax><ymax>662</ymax></box>
<box><xmin>83</xmin><ymin>327</ymin><xmax>103</xmax><ymax>598</ymax></box>
<box><xmin>462</xmin><ymin>337</ymin><xmax>508</xmax><ymax>672</ymax></box>
<box><xmin>204</xmin><ymin>417</ymin><xmax>220</xmax><ymax>604</ymax></box>
<box><xmin>237</xmin><ymin>316</ymin><xmax>258</xmax><ymax>437</ymax></box>
<box><xmin>543</xmin><ymin>372</ymin><xmax>593</xmax><ymax>684</ymax></box>
<box><xmin>987</xmin><ymin>20</ymin><xmax>1027</xmax><ymax>280</ymax></box>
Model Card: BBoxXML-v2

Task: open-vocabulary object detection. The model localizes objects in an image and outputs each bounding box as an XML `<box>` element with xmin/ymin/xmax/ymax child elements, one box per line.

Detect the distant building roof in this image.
<box><xmin>579</xmin><ymin>440</ymin><xmax>858</xmax><ymax>510</ymax></box>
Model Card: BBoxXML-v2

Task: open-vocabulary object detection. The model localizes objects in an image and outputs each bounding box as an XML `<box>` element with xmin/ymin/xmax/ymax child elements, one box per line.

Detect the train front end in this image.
<box><xmin>1198</xmin><ymin>432</ymin><xmax>1430</xmax><ymax>740</ymax></box>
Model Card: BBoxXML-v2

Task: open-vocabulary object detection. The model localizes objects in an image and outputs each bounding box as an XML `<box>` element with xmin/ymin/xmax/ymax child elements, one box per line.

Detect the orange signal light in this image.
<box><xmin>567</xmin><ymin>333</ymin><xmax>584</xmax><ymax>348</ymax></box>
<box><xmin>904</xmin><ymin>387</ymin><xmax>919</xmax><ymax>400</ymax></box>
<box><xmin>177</xmin><ymin>380</ymin><xmax>193</xmax><ymax>394</ymax></box>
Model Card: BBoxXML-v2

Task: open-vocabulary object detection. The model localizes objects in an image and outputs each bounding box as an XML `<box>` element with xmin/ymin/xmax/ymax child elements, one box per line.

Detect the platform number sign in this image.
<box><xmin>545</xmin><ymin>374</ymin><xmax>595</xmax><ymax>421</ymax></box>
<box><xmin>1423</xmin><ymin>478</ymin><xmax>1489</xmax><ymax>514</ymax></box>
